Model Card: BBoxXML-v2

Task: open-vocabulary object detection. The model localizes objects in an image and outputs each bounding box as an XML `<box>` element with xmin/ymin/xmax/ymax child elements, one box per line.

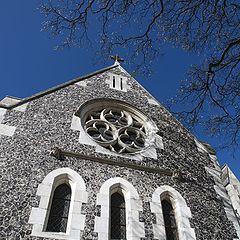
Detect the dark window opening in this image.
<box><xmin>110</xmin><ymin>192</ymin><xmax>126</xmax><ymax>240</ymax></box>
<box><xmin>46</xmin><ymin>183</ymin><xmax>71</xmax><ymax>232</ymax></box>
<box><xmin>120</xmin><ymin>78</ymin><xmax>123</xmax><ymax>90</ymax></box>
<box><xmin>162</xmin><ymin>199</ymin><xmax>179</xmax><ymax>240</ymax></box>
<box><xmin>113</xmin><ymin>76</ymin><xmax>116</xmax><ymax>88</ymax></box>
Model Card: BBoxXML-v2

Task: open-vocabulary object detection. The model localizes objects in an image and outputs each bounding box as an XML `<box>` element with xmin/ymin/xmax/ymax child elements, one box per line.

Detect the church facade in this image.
<box><xmin>0</xmin><ymin>61</ymin><xmax>239</xmax><ymax>240</ymax></box>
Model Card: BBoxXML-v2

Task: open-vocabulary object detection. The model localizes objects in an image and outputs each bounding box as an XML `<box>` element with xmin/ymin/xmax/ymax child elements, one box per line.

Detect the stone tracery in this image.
<box><xmin>84</xmin><ymin>107</ymin><xmax>147</xmax><ymax>154</ymax></box>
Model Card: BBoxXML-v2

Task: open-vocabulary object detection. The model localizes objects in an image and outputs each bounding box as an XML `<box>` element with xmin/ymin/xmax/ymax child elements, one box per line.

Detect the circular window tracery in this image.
<box><xmin>79</xmin><ymin>100</ymin><xmax>154</xmax><ymax>154</ymax></box>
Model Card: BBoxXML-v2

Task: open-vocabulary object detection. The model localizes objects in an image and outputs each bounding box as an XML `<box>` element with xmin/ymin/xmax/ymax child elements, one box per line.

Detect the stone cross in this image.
<box><xmin>111</xmin><ymin>55</ymin><xmax>124</xmax><ymax>64</ymax></box>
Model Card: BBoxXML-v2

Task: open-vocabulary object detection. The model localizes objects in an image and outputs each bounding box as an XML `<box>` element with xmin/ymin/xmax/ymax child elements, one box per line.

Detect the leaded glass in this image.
<box><xmin>46</xmin><ymin>184</ymin><xmax>71</xmax><ymax>232</ymax></box>
<box><xmin>111</xmin><ymin>192</ymin><xmax>126</xmax><ymax>240</ymax></box>
<box><xmin>162</xmin><ymin>199</ymin><xmax>179</xmax><ymax>240</ymax></box>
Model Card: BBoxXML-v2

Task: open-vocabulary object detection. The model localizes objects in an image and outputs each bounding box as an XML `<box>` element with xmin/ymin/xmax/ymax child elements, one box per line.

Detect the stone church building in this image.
<box><xmin>0</xmin><ymin>60</ymin><xmax>239</xmax><ymax>240</ymax></box>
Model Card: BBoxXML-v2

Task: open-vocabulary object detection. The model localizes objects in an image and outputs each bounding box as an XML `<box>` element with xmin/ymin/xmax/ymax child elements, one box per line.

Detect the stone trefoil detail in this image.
<box><xmin>84</xmin><ymin>107</ymin><xmax>148</xmax><ymax>154</ymax></box>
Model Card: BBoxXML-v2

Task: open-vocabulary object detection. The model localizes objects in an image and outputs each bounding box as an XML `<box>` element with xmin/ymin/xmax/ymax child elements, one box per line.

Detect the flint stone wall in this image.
<box><xmin>0</xmin><ymin>66</ymin><xmax>238</xmax><ymax>239</ymax></box>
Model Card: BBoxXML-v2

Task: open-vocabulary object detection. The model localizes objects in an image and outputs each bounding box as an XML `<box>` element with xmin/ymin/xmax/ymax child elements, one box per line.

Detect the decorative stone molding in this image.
<box><xmin>83</xmin><ymin>106</ymin><xmax>148</xmax><ymax>154</ymax></box>
<box><xmin>49</xmin><ymin>147</ymin><xmax>173</xmax><ymax>176</ymax></box>
<box><xmin>28</xmin><ymin>168</ymin><xmax>88</xmax><ymax>240</ymax></box>
<box><xmin>94</xmin><ymin>177</ymin><xmax>145</xmax><ymax>240</ymax></box>
<box><xmin>71</xmin><ymin>99</ymin><xmax>164</xmax><ymax>160</ymax></box>
<box><xmin>50</xmin><ymin>146</ymin><xmax>65</xmax><ymax>161</ymax></box>
<box><xmin>151</xmin><ymin>185</ymin><xmax>196</xmax><ymax>240</ymax></box>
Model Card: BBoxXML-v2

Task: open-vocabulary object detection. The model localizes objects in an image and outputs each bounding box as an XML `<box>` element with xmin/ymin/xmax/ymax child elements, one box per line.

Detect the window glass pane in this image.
<box><xmin>111</xmin><ymin>192</ymin><xmax>126</xmax><ymax>240</ymax></box>
<box><xmin>162</xmin><ymin>199</ymin><xmax>179</xmax><ymax>240</ymax></box>
<box><xmin>46</xmin><ymin>184</ymin><xmax>71</xmax><ymax>232</ymax></box>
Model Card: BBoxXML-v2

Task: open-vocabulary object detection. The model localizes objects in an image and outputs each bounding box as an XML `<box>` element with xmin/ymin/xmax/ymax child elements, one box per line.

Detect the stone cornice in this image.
<box><xmin>50</xmin><ymin>146</ymin><xmax>174</xmax><ymax>176</ymax></box>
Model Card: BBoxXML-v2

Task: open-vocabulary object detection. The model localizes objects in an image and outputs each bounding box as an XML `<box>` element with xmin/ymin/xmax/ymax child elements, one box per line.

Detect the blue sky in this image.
<box><xmin>0</xmin><ymin>1</ymin><xmax>239</xmax><ymax>179</ymax></box>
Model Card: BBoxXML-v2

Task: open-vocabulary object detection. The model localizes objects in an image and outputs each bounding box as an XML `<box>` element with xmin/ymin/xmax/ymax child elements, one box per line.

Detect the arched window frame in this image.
<box><xmin>28</xmin><ymin>168</ymin><xmax>88</xmax><ymax>240</ymax></box>
<box><xmin>94</xmin><ymin>177</ymin><xmax>145</xmax><ymax>240</ymax></box>
<box><xmin>151</xmin><ymin>186</ymin><xmax>196</xmax><ymax>240</ymax></box>
<box><xmin>45</xmin><ymin>183</ymin><xmax>72</xmax><ymax>232</ymax></box>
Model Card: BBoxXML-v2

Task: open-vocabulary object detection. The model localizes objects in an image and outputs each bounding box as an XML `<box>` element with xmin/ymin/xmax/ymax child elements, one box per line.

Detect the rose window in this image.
<box><xmin>80</xmin><ymin>101</ymin><xmax>151</xmax><ymax>154</ymax></box>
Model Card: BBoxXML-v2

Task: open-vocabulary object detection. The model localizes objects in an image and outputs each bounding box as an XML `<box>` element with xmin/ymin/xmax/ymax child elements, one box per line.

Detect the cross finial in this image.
<box><xmin>111</xmin><ymin>54</ymin><xmax>124</xmax><ymax>65</ymax></box>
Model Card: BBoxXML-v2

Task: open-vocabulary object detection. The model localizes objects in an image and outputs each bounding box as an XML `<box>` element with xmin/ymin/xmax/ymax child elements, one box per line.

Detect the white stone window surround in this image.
<box><xmin>106</xmin><ymin>73</ymin><xmax>130</xmax><ymax>92</ymax></box>
<box><xmin>151</xmin><ymin>185</ymin><xmax>196</xmax><ymax>240</ymax></box>
<box><xmin>71</xmin><ymin>98</ymin><xmax>164</xmax><ymax>161</ymax></box>
<box><xmin>28</xmin><ymin>168</ymin><xmax>88</xmax><ymax>240</ymax></box>
<box><xmin>94</xmin><ymin>177</ymin><xmax>145</xmax><ymax>240</ymax></box>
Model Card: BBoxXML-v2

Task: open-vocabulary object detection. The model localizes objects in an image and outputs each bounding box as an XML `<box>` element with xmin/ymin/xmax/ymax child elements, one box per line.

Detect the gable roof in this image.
<box><xmin>0</xmin><ymin>64</ymin><xmax>118</xmax><ymax>110</ymax></box>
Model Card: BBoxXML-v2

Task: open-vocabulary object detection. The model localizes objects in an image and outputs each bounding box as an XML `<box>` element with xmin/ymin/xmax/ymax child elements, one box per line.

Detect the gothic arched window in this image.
<box><xmin>110</xmin><ymin>192</ymin><xmax>126</xmax><ymax>240</ymax></box>
<box><xmin>46</xmin><ymin>183</ymin><xmax>72</xmax><ymax>232</ymax></box>
<box><xmin>162</xmin><ymin>199</ymin><xmax>179</xmax><ymax>240</ymax></box>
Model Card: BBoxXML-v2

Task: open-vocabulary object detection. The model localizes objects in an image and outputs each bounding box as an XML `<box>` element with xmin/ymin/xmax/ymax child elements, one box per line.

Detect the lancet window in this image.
<box><xmin>46</xmin><ymin>183</ymin><xmax>72</xmax><ymax>232</ymax></box>
<box><xmin>161</xmin><ymin>199</ymin><xmax>179</xmax><ymax>240</ymax></box>
<box><xmin>94</xmin><ymin>177</ymin><xmax>145</xmax><ymax>240</ymax></box>
<box><xmin>28</xmin><ymin>168</ymin><xmax>88</xmax><ymax>240</ymax></box>
<box><xmin>151</xmin><ymin>185</ymin><xmax>196</xmax><ymax>240</ymax></box>
<box><xmin>110</xmin><ymin>192</ymin><xmax>126</xmax><ymax>240</ymax></box>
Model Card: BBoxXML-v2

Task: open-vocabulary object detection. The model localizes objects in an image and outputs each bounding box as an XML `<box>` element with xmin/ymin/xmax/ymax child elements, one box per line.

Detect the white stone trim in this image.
<box><xmin>0</xmin><ymin>108</ymin><xmax>7</xmax><ymax>123</ymax></box>
<box><xmin>116</xmin><ymin>64</ymin><xmax>129</xmax><ymax>75</ymax></box>
<box><xmin>106</xmin><ymin>73</ymin><xmax>131</xmax><ymax>92</ymax></box>
<box><xmin>151</xmin><ymin>185</ymin><xmax>196</xmax><ymax>240</ymax></box>
<box><xmin>75</xmin><ymin>81</ymin><xmax>88</xmax><ymax>87</ymax></box>
<box><xmin>0</xmin><ymin>108</ymin><xmax>16</xmax><ymax>137</ymax></box>
<box><xmin>222</xmin><ymin>165</ymin><xmax>240</xmax><ymax>218</ymax></box>
<box><xmin>14</xmin><ymin>103</ymin><xmax>28</xmax><ymax>112</ymax></box>
<box><xmin>205</xmin><ymin>167</ymin><xmax>240</xmax><ymax>239</ymax></box>
<box><xmin>0</xmin><ymin>123</ymin><xmax>16</xmax><ymax>137</ymax></box>
<box><xmin>194</xmin><ymin>139</ymin><xmax>208</xmax><ymax>154</ymax></box>
<box><xmin>71</xmin><ymin>99</ymin><xmax>164</xmax><ymax>160</ymax></box>
<box><xmin>28</xmin><ymin>168</ymin><xmax>88</xmax><ymax>240</ymax></box>
<box><xmin>194</xmin><ymin>139</ymin><xmax>221</xmax><ymax>170</ymax></box>
<box><xmin>154</xmin><ymin>135</ymin><xmax>164</xmax><ymax>150</ymax></box>
<box><xmin>72</xmin><ymin>115</ymin><xmax>144</xmax><ymax>159</ymax></box>
<box><xmin>195</xmin><ymin>139</ymin><xmax>240</xmax><ymax>238</ymax></box>
<box><xmin>147</xmin><ymin>97</ymin><xmax>160</xmax><ymax>106</ymax></box>
<box><xmin>0</xmin><ymin>96</ymin><xmax>28</xmax><ymax>112</ymax></box>
<box><xmin>94</xmin><ymin>177</ymin><xmax>145</xmax><ymax>240</ymax></box>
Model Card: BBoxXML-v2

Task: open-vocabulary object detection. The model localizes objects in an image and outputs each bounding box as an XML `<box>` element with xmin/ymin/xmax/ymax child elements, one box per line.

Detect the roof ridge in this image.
<box><xmin>0</xmin><ymin>64</ymin><xmax>118</xmax><ymax>109</ymax></box>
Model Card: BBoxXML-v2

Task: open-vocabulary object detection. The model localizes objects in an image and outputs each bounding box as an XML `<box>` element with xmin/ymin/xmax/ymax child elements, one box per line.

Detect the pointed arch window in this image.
<box><xmin>161</xmin><ymin>199</ymin><xmax>179</xmax><ymax>240</ymax></box>
<box><xmin>110</xmin><ymin>192</ymin><xmax>126</xmax><ymax>240</ymax></box>
<box><xmin>46</xmin><ymin>183</ymin><xmax>71</xmax><ymax>232</ymax></box>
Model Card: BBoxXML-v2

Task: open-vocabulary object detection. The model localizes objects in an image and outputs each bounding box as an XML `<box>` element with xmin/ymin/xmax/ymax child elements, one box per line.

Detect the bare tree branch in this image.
<box><xmin>39</xmin><ymin>0</ymin><xmax>240</xmax><ymax>149</ymax></box>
